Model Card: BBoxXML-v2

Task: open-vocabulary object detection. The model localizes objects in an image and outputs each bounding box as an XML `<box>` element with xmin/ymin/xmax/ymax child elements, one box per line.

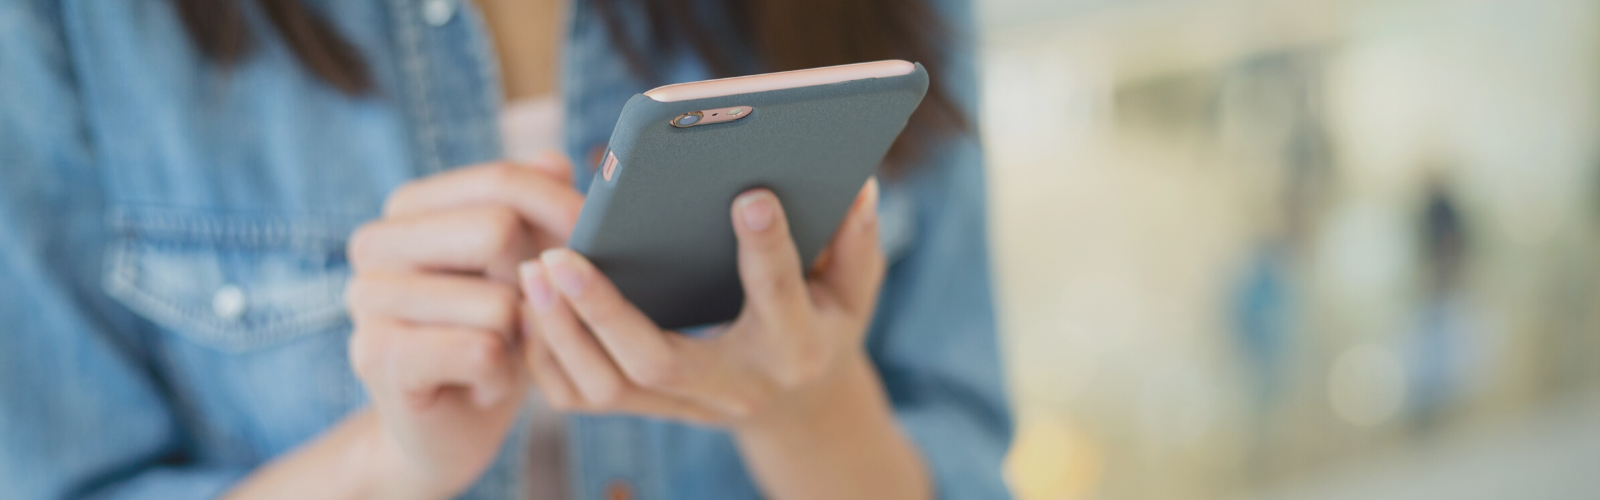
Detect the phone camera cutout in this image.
<box><xmin>669</xmin><ymin>106</ymin><xmax>753</xmax><ymax>128</ymax></box>
<box><xmin>671</xmin><ymin>112</ymin><xmax>703</xmax><ymax>128</ymax></box>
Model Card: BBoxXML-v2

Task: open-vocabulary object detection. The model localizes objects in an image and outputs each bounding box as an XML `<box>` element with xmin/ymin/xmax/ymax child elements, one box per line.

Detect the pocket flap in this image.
<box><xmin>103</xmin><ymin>207</ymin><xmax>359</xmax><ymax>353</ymax></box>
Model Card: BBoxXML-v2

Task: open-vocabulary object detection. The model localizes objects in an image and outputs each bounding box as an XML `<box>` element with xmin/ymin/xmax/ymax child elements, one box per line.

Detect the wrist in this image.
<box><xmin>728</xmin><ymin>351</ymin><xmax>931</xmax><ymax>500</ymax></box>
<box><xmin>349</xmin><ymin>411</ymin><xmax>439</xmax><ymax>500</ymax></box>
<box><xmin>346</xmin><ymin>411</ymin><xmax>400</xmax><ymax>500</ymax></box>
<box><xmin>733</xmin><ymin>350</ymin><xmax>878</xmax><ymax>439</ymax></box>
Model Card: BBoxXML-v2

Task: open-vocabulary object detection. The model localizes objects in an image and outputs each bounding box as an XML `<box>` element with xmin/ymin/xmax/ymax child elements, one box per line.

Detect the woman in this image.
<box><xmin>0</xmin><ymin>0</ymin><xmax>1010</xmax><ymax>498</ymax></box>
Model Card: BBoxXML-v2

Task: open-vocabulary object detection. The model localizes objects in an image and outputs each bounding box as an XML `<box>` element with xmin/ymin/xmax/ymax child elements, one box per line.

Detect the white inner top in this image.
<box><xmin>499</xmin><ymin>95</ymin><xmax>568</xmax><ymax>500</ymax></box>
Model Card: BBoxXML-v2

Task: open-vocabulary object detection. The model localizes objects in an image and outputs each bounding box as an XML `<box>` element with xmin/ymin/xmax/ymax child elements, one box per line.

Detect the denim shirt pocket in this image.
<box><xmin>103</xmin><ymin>207</ymin><xmax>359</xmax><ymax>353</ymax></box>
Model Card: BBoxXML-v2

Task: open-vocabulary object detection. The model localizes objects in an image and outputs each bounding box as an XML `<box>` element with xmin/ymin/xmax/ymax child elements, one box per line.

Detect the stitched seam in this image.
<box><xmin>108</xmin><ymin>273</ymin><xmax>350</xmax><ymax>352</ymax></box>
<box><xmin>104</xmin><ymin>248</ymin><xmax>350</xmax><ymax>353</ymax></box>
<box><xmin>108</xmin><ymin>212</ymin><xmax>355</xmax><ymax>252</ymax></box>
<box><xmin>386</xmin><ymin>0</ymin><xmax>443</xmax><ymax>173</ymax></box>
<box><xmin>459</xmin><ymin>2</ymin><xmax>504</xmax><ymax>158</ymax></box>
<box><xmin>114</xmin><ymin>218</ymin><xmax>347</xmax><ymax>248</ymax></box>
<box><xmin>102</xmin><ymin>216</ymin><xmax>352</xmax><ymax>352</ymax></box>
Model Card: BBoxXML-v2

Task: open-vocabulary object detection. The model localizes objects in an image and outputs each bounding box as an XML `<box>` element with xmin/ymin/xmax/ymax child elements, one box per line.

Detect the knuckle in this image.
<box><xmin>544</xmin><ymin>390</ymin><xmax>577</xmax><ymax>410</ymax></box>
<box><xmin>479</xmin><ymin>207</ymin><xmax>525</xmax><ymax>255</ymax></box>
<box><xmin>627</xmin><ymin>354</ymin><xmax>679</xmax><ymax>389</ymax></box>
<box><xmin>723</xmin><ymin>397</ymin><xmax>754</xmax><ymax>420</ymax></box>
<box><xmin>485</xmin><ymin>204</ymin><xmax>523</xmax><ymax>234</ymax></box>
<box><xmin>342</xmin><ymin>276</ymin><xmax>370</xmax><ymax>310</ymax></box>
<box><xmin>771</xmin><ymin>365</ymin><xmax>806</xmax><ymax>389</ymax></box>
<box><xmin>381</xmin><ymin>182</ymin><xmax>418</xmax><ymax>217</ymax></box>
<box><xmin>342</xmin><ymin>273</ymin><xmax>388</xmax><ymax>312</ymax></box>
<box><xmin>585</xmin><ymin>300</ymin><xmax>632</xmax><ymax>329</ymax></box>
<box><xmin>588</xmin><ymin>379</ymin><xmax>627</xmax><ymax>407</ymax></box>
<box><xmin>347</xmin><ymin>329</ymin><xmax>386</xmax><ymax>381</ymax></box>
<box><xmin>748</xmin><ymin>227</ymin><xmax>791</xmax><ymax>253</ymax></box>
<box><xmin>726</xmin><ymin>394</ymin><xmax>768</xmax><ymax>421</ymax></box>
<box><xmin>346</xmin><ymin>222</ymin><xmax>383</xmax><ymax>267</ymax></box>
<box><xmin>750</xmin><ymin>270</ymin><xmax>800</xmax><ymax>300</ymax></box>
<box><xmin>482</xmin><ymin>284</ymin><xmax>522</xmax><ymax>330</ymax></box>
<box><xmin>773</xmin><ymin>343</ymin><xmax>828</xmax><ymax>389</ymax></box>
<box><xmin>463</xmin><ymin>334</ymin><xmax>507</xmax><ymax>373</ymax></box>
<box><xmin>484</xmin><ymin>162</ymin><xmax>523</xmax><ymax>186</ymax></box>
<box><xmin>792</xmin><ymin>355</ymin><xmax>828</xmax><ymax>388</ymax></box>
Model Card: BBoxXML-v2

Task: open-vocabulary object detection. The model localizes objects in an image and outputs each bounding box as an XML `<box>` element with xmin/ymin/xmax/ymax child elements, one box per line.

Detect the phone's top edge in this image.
<box><xmin>643</xmin><ymin>60</ymin><xmax>915</xmax><ymax>103</ymax></box>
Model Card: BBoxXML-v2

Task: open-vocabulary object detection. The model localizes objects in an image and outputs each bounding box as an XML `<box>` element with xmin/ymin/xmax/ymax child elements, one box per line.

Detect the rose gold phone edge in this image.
<box><xmin>642</xmin><ymin>60</ymin><xmax>916</xmax><ymax>103</ymax></box>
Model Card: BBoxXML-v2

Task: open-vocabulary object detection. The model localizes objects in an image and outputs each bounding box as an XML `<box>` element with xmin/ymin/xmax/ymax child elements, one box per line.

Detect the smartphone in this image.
<box><xmin>568</xmin><ymin>60</ymin><xmax>928</xmax><ymax>329</ymax></box>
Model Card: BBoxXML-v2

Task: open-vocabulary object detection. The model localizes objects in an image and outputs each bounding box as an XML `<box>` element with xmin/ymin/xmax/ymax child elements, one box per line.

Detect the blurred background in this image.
<box><xmin>975</xmin><ymin>0</ymin><xmax>1600</xmax><ymax>498</ymax></box>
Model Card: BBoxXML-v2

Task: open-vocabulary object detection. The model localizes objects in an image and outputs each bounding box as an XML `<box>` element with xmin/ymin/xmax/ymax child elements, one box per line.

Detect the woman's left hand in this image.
<box><xmin>516</xmin><ymin>178</ymin><xmax>885</xmax><ymax>428</ymax></box>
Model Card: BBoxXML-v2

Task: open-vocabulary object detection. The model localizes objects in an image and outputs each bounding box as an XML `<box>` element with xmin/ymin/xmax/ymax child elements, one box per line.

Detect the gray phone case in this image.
<box><xmin>569</xmin><ymin>64</ymin><xmax>929</xmax><ymax>329</ymax></box>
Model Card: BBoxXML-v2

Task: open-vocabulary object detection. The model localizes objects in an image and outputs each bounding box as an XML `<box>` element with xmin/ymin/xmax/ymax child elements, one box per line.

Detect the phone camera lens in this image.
<box><xmin>671</xmin><ymin>111</ymin><xmax>703</xmax><ymax>128</ymax></box>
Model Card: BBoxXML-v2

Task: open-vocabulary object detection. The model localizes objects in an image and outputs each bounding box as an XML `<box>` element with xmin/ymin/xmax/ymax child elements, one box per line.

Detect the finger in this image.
<box><xmin>355</xmin><ymin>319</ymin><xmax>518</xmax><ymax>409</ymax></box>
<box><xmin>585</xmin><ymin>389</ymin><xmax>725</xmax><ymax>426</ymax></box>
<box><xmin>518</xmin><ymin>260</ymin><xmax>632</xmax><ymax>406</ymax></box>
<box><xmin>346</xmin><ymin>271</ymin><xmax>521</xmax><ymax>337</ymax></box>
<box><xmin>530</xmin><ymin>254</ymin><xmax>770</xmax><ymax>418</ymax></box>
<box><xmin>730</xmin><ymin>190</ymin><xmax>811</xmax><ymax>321</ymax></box>
<box><xmin>814</xmin><ymin>177</ymin><xmax>886</xmax><ymax>314</ymax></box>
<box><xmin>534</xmin><ymin>249</ymin><xmax>678</xmax><ymax>388</ymax></box>
<box><xmin>383</xmin><ymin>161</ymin><xmax>584</xmax><ymax>241</ymax></box>
<box><xmin>520</xmin><ymin>283</ymin><xmax>724</xmax><ymax>425</ymax></box>
<box><xmin>348</xmin><ymin>206</ymin><xmax>535</xmax><ymax>283</ymax></box>
<box><xmin>521</xmin><ymin>304</ymin><xmax>583</xmax><ymax>409</ymax></box>
<box><xmin>526</xmin><ymin>150</ymin><xmax>576</xmax><ymax>186</ymax></box>
<box><xmin>809</xmin><ymin>247</ymin><xmax>834</xmax><ymax>277</ymax></box>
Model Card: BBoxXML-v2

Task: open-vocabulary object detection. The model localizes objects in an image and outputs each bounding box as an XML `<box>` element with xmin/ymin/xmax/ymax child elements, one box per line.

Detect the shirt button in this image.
<box><xmin>211</xmin><ymin>285</ymin><xmax>247</xmax><ymax>321</ymax></box>
<box><xmin>421</xmin><ymin>0</ymin><xmax>456</xmax><ymax>26</ymax></box>
<box><xmin>604</xmin><ymin>480</ymin><xmax>634</xmax><ymax>500</ymax></box>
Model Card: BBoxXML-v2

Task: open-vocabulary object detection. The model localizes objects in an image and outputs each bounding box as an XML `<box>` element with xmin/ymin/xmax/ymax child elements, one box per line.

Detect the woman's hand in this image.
<box><xmin>519</xmin><ymin>178</ymin><xmax>927</xmax><ymax>500</ymax></box>
<box><xmin>517</xmin><ymin>179</ymin><xmax>886</xmax><ymax>426</ymax></box>
<box><xmin>340</xmin><ymin>154</ymin><xmax>582</xmax><ymax>500</ymax></box>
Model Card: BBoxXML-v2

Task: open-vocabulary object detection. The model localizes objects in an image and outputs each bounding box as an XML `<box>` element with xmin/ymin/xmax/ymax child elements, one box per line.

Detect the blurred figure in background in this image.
<box><xmin>1404</xmin><ymin>179</ymin><xmax>1485</xmax><ymax>431</ymax></box>
<box><xmin>978</xmin><ymin>0</ymin><xmax>1600</xmax><ymax>498</ymax></box>
<box><xmin>0</xmin><ymin>1</ymin><xmax>1011</xmax><ymax>499</ymax></box>
<box><xmin>1225</xmin><ymin>53</ymin><xmax>1333</xmax><ymax>479</ymax></box>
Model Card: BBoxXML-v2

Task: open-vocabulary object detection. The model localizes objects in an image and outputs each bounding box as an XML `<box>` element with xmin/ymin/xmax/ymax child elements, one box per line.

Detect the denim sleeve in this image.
<box><xmin>867</xmin><ymin>0</ymin><xmax>1015</xmax><ymax>497</ymax></box>
<box><xmin>0</xmin><ymin>2</ymin><xmax>247</xmax><ymax>498</ymax></box>
<box><xmin>873</xmin><ymin>152</ymin><xmax>1015</xmax><ymax>500</ymax></box>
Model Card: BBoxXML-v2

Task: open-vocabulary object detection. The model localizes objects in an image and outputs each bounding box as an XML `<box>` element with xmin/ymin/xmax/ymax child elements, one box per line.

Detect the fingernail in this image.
<box><xmin>519</xmin><ymin>260</ymin><xmax>556</xmax><ymax>310</ymax></box>
<box><xmin>860</xmin><ymin>177</ymin><xmax>881</xmax><ymax>229</ymax></box>
<box><xmin>738</xmin><ymin>192</ymin><xmax>775</xmax><ymax>232</ymax></box>
<box><xmin>541</xmin><ymin>250</ymin><xmax>586</xmax><ymax>296</ymax></box>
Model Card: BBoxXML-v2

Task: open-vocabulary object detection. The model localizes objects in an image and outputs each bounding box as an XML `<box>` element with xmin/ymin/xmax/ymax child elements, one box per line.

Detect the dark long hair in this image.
<box><xmin>172</xmin><ymin>0</ymin><xmax>970</xmax><ymax>173</ymax></box>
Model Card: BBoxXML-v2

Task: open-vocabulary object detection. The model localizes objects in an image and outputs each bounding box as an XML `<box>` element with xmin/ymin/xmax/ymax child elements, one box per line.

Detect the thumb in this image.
<box><xmin>816</xmin><ymin>178</ymin><xmax>885</xmax><ymax>315</ymax></box>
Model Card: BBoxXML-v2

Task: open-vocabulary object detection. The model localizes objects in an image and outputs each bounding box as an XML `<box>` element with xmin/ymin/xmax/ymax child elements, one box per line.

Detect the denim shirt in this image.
<box><xmin>0</xmin><ymin>1</ymin><xmax>1012</xmax><ymax>499</ymax></box>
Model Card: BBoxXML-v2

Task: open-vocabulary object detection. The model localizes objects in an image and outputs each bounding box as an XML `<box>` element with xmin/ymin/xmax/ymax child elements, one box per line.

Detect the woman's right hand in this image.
<box><xmin>342</xmin><ymin>154</ymin><xmax>583</xmax><ymax>499</ymax></box>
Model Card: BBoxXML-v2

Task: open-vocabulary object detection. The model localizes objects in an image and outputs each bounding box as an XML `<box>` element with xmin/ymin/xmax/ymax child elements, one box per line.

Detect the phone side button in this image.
<box><xmin>602</xmin><ymin>151</ymin><xmax>620</xmax><ymax>181</ymax></box>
